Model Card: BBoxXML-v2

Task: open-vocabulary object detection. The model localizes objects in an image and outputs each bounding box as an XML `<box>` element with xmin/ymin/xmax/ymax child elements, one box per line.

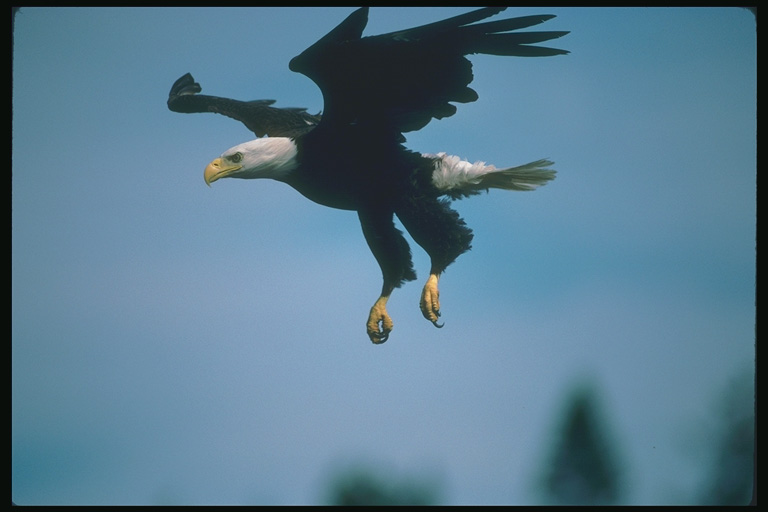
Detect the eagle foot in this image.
<box><xmin>420</xmin><ymin>273</ymin><xmax>444</xmax><ymax>328</ymax></box>
<box><xmin>367</xmin><ymin>296</ymin><xmax>393</xmax><ymax>344</ymax></box>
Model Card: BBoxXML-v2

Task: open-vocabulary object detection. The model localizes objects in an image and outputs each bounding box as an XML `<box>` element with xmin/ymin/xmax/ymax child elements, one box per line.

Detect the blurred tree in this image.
<box><xmin>697</xmin><ymin>369</ymin><xmax>755</xmax><ymax>505</ymax></box>
<box><xmin>324</xmin><ymin>465</ymin><xmax>440</xmax><ymax>506</ymax></box>
<box><xmin>537</xmin><ymin>382</ymin><xmax>624</xmax><ymax>505</ymax></box>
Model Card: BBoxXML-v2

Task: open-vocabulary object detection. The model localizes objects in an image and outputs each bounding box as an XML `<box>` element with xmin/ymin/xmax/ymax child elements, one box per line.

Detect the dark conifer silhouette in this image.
<box><xmin>538</xmin><ymin>383</ymin><xmax>623</xmax><ymax>505</ymax></box>
<box><xmin>325</xmin><ymin>465</ymin><xmax>440</xmax><ymax>506</ymax></box>
<box><xmin>698</xmin><ymin>370</ymin><xmax>755</xmax><ymax>505</ymax></box>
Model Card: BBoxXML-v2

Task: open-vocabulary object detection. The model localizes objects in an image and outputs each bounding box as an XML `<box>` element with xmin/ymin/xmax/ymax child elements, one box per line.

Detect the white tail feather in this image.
<box><xmin>426</xmin><ymin>152</ymin><xmax>556</xmax><ymax>195</ymax></box>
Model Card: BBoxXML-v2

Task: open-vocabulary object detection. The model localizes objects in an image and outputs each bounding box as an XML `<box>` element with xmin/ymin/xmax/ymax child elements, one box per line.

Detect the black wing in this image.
<box><xmin>288</xmin><ymin>7</ymin><xmax>568</xmax><ymax>135</ymax></box>
<box><xmin>167</xmin><ymin>73</ymin><xmax>321</xmax><ymax>138</ymax></box>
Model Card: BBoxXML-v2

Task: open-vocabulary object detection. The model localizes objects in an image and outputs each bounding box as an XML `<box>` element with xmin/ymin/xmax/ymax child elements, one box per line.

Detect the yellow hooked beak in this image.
<box><xmin>204</xmin><ymin>158</ymin><xmax>242</xmax><ymax>186</ymax></box>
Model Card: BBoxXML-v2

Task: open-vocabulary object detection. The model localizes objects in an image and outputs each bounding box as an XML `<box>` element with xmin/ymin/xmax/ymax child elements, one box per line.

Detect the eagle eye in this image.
<box><xmin>230</xmin><ymin>152</ymin><xmax>243</xmax><ymax>163</ymax></box>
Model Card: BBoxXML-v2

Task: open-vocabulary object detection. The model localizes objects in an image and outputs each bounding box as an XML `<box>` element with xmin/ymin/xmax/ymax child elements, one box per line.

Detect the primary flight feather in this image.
<box><xmin>167</xmin><ymin>7</ymin><xmax>568</xmax><ymax>343</ymax></box>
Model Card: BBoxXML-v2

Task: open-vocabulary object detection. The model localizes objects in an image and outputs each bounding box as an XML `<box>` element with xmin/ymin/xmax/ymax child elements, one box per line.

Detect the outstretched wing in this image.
<box><xmin>167</xmin><ymin>73</ymin><xmax>321</xmax><ymax>138</ymax></box>
<box><xmin>288</xmin><ymin>7</ymin><xmax>568</xmax><ymax>135</ymax></box>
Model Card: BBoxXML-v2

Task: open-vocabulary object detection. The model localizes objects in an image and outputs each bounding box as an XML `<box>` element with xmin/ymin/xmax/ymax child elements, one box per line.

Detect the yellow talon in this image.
<box><xmin>420</xmin><ymin>273</ymin><xmax>443</xmax><ymax>327</ymax></box>
<box><xmin>367</xmin><ymin>295</ymin><xmax>393</xmax><ymax>343</ymax></box>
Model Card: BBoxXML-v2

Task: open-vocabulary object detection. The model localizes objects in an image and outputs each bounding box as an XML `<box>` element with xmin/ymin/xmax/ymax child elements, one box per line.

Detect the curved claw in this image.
<box><xmin>370</xmin><ymin>329</ymin><xmax>390</xmax><ymax>344</ymax></box>
<box><xmin>429</xmin><ymin>306</ymin><xmax>444</xmax><ymax>328</ymax></box>
<box><xmin>368</xmin><ymin>319</ymin><xmax>392</xmax><ymax>344</ymax></box>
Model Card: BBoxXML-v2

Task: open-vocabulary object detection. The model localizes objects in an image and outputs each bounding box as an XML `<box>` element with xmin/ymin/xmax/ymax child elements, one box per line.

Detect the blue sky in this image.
<box><xmin>12</xmin><ymin>7</ymin><xmax>755</xmax><ymax>505</ymax></box>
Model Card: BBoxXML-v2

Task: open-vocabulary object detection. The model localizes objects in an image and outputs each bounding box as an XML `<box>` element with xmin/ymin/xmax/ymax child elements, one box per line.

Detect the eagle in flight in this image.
<box><xmin>167</xmin><ymin>7</ymin><xmax>568</xmax><ymax>343</ymax></box>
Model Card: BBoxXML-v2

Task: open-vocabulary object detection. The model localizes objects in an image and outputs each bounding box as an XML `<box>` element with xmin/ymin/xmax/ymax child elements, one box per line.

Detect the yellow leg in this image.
<box><xmin>367</xmin><ymin>294</ymin><xmax>394</xmax><ymax>344</ymax></box>
<box><xmin>420</xmin><ymin>273</ymin><xmax>444</xmax><ymax>328</ymax></box>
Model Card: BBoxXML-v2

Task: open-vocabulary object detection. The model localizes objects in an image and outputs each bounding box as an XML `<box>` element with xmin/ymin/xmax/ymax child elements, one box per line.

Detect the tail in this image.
<box><xmin>426</xmin><ymin>152</ymin><xmax>556</xmax><ymax>198</ymax></box>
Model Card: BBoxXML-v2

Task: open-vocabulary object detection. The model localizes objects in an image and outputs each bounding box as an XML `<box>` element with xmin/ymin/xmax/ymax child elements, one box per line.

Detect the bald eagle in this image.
<box><xmin>167</xmin><ymin>7</ymin><xmax>568</xmax><ymax>343</ymax></box>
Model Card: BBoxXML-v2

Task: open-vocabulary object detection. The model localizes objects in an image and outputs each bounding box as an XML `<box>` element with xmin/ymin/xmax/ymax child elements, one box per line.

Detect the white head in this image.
<box><xmin>203</xmin><ymin>137</ymin><xmax>299</xmax><ymax>185</ymax></box>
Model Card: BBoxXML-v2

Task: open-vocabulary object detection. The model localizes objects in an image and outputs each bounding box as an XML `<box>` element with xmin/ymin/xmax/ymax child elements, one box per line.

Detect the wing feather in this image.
<box><xmin>167</xmin><ymin>73</ymin><xmax>320</xmax><ymax>138</ymax></box>
<box><xmin>289</xmin><ymin>8</ymin><xmax>568</xmax><ymax>135</ymax></box>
